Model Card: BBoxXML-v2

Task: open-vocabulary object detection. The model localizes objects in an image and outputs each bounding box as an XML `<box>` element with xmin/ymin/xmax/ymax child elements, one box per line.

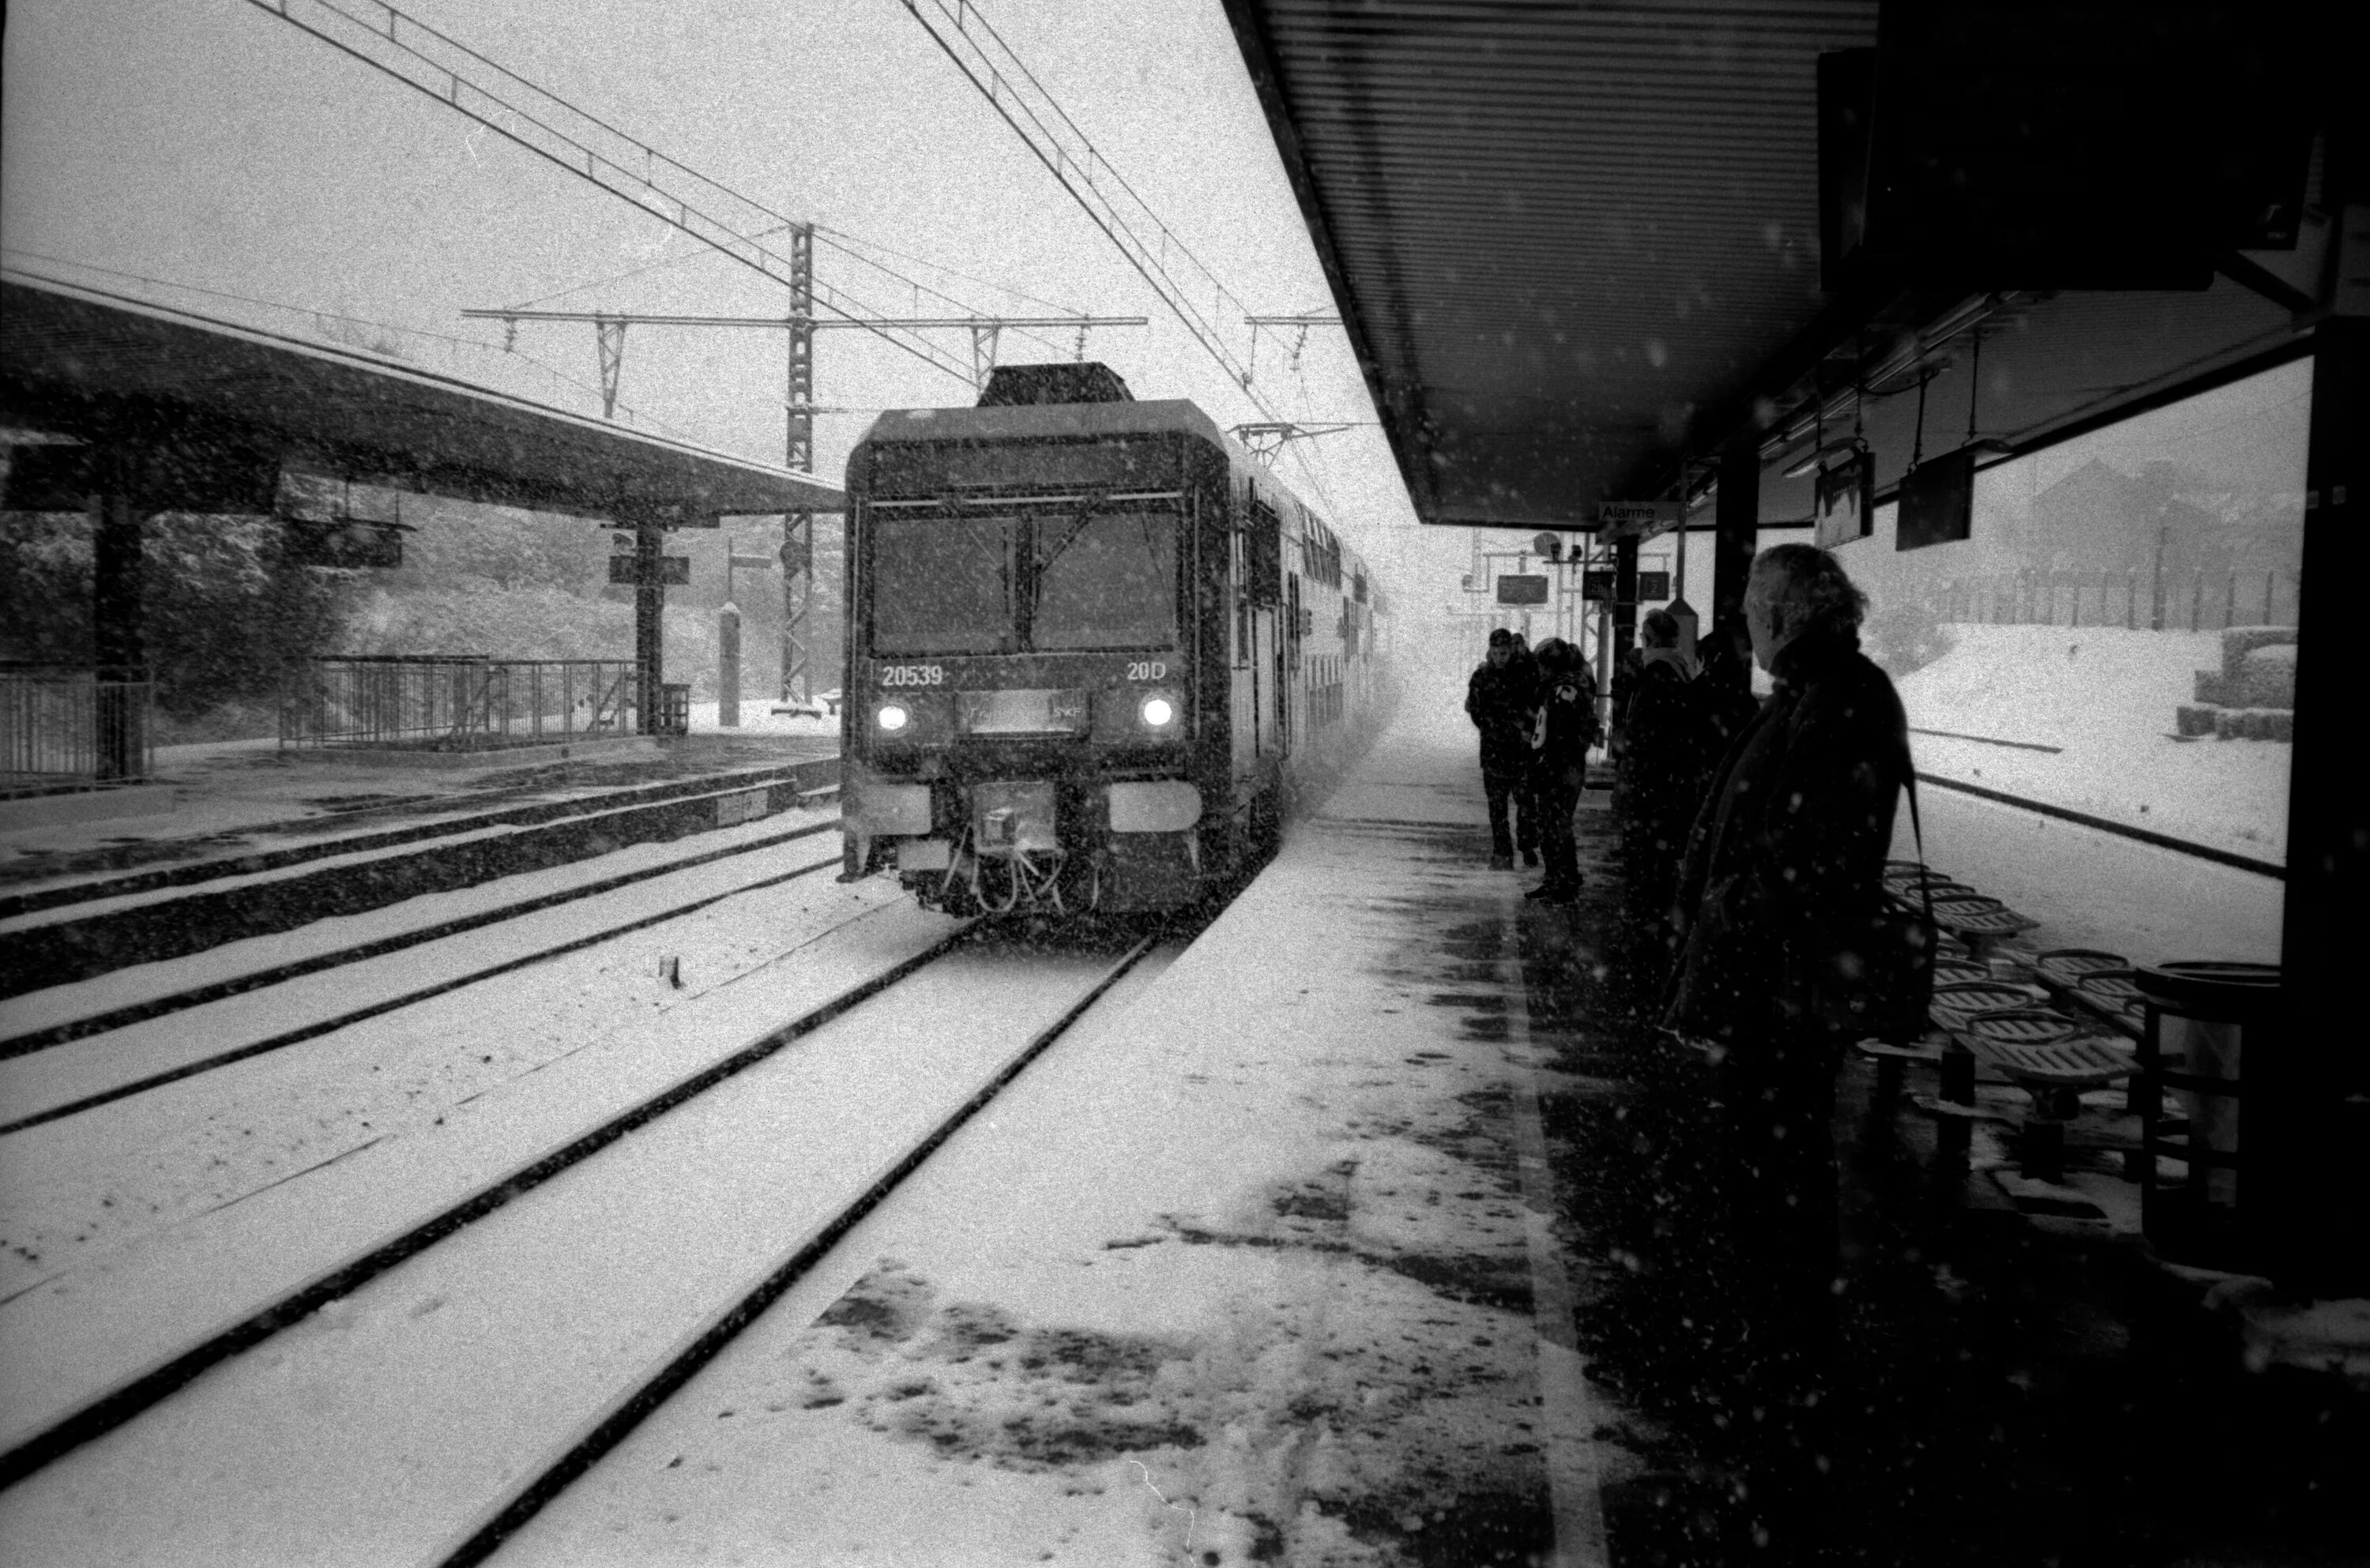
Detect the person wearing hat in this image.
<box><xmin>1465</xmin><ymin>627</ymin><xmax>1540</xmax><ymax>869</ymax></box>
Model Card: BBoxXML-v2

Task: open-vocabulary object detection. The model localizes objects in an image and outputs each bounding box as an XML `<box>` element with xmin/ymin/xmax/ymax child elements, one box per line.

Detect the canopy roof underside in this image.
<box><xmin>1</xmin><ymin>275</ymin><xmax>845</xmax><ymax>522</ymax></box>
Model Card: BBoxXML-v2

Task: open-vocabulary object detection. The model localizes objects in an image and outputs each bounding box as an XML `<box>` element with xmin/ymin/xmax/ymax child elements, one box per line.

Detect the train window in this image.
<box><xmin>869</xmin><ymin>513</ymin><xmax>1014</xmax><ymax>655</ymax></box>
<box><xmin>1247</xmin><ymin>500</ymin><xmax>1281</xmax><ymax>604</ymax></box>
<box><xmin>1032</xmin><ymin>511</ymin><xmax>1178</xmax><ymax>650</ymax></box>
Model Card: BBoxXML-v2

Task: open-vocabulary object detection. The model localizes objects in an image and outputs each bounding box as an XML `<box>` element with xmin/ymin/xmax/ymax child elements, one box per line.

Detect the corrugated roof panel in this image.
<box><xmin>1233</xmin><ymin>0</ymin><xmax>1879</xmax><ymax>525</ymax></box>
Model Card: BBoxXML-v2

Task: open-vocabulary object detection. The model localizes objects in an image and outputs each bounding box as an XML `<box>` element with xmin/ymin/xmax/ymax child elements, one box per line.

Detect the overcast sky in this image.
<box><xmin>2</xmin><ymin>0</ymin><xmax>1493</xmax><ymax>600</ymax></box>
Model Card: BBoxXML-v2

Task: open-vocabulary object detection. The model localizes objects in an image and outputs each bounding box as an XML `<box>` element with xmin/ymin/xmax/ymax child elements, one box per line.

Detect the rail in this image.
<box><xmin>280</xmin><ymin>656</ymin><xmax>649</xmax><ymax>750</ymax></box>
<box><xmin>0</xmin><ymin>666</ymin><xmax>154</xmax><ymax>788</ymax></box>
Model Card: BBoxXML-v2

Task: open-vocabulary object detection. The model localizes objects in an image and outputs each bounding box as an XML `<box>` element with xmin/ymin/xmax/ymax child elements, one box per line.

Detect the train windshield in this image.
<box><xmin>865</xmin><ymin>505</ymin><xmax>1176</xmax><ymax>655</ymax></box>
<box><xmin>869</xmin><ymin>514</ymin><xmax>1015</xmax><ymax>655</ymax></box>
<box><xmin>1030</xmin><ymin>510</ymin><xmax>1176</xmax><ymax>650</ymax></box>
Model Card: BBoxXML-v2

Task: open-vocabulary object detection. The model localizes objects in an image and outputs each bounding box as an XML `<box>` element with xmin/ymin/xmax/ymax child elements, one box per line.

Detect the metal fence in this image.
<box><xmin>1940</xmin><ymin>570</ymin><xmax>2300</xmax><ymax>631</ymax></box>
<box><xmin>1</xmin><ymin>666</ymin><xmax>156</xmax><ymax>787</ymax></box>
<box><xmin>280</xmin><ymin>656</ymin><xmax>656</xmax><ymax>751</ymax></box>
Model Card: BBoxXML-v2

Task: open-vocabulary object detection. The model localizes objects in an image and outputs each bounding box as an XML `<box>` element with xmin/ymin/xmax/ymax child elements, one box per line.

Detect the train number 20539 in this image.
<box><xmin>1125</xmin><ymin>660</ymin><xmax>1168</xmax><ymax>681</ymax></box>
<box><xmin>880</xmin><ymin>665</ymin><xmax>945</xmax><ymax>686</ymax></box>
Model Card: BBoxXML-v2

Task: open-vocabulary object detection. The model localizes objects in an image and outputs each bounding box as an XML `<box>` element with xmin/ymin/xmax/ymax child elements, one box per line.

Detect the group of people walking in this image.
<box><xmin>1462</xmin><ymin>626</ymin><xmax>1601</xmax><ymax>904</ymax></box>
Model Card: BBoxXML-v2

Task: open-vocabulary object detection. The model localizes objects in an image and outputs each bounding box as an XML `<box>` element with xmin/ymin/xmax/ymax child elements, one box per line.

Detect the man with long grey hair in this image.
<box><xmin>1661</xmin><ymin>541</ymin><xmax>1913</xmax><ymax>1558</ymax></box>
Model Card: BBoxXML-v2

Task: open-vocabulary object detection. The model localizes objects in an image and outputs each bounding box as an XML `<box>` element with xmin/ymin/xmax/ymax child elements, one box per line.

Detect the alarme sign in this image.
<box><xmin>1595</xmin><ymin>501</ymin><xmax>1682</xmax><ymax>542</ymax></box>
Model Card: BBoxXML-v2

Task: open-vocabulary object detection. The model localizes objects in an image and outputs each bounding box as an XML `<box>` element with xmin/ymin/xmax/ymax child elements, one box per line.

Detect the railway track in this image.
<box><xmin>0</xmin><ymin>820</ymin><xmax>848</xmax><ymax>1135</ymax></box>
<box><xmin>0</xmin><ymin>925</ymin><xmax>1174</xmax><ymax>1558</ymax></box>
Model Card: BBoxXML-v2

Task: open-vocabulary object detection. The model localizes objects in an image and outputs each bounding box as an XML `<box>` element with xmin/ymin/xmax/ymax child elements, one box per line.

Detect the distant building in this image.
<box><xmin>2026</xmin><ymin>458</ymin><xmax>2228</xmax><ymax>580</ymax></box>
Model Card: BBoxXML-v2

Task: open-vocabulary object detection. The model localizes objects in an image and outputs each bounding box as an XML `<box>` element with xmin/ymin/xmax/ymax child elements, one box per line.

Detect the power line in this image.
<box><xmin>240</xmin><ymin>0</ymin><xmax>976</xmax><ymax>387</ymax></box>
<box><xmin>900</xmin><ymin>0</ymin><xmax>1286</xmax><ymax>424</ymax></box>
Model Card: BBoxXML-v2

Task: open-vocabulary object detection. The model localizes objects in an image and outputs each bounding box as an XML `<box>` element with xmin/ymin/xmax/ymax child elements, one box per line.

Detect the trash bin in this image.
<box><xmin>2134</xmin><ymin>960</ymin><xmax>2280</xmax><ymax>1269</ymax></box>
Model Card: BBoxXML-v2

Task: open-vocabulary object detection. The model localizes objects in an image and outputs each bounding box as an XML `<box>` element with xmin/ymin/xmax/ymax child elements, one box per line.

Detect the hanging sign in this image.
<box><xmin>1495</xmin><ymin>574</ymin><xmax>1551</xmax><ymax>606</ymax></box>
<box><xmin>1815</xmin><ymin>449</ymin><xmax>1875</xmax><ymax>550</ymax></box>
<box><xmin>1582</xmin><ymin>570</ymin><xmax>1672</xmax><ymax>602</ymax></box>
<box><xmin>1896</xmin><ymin>449</ymin><xmax>1975</xmax><ymax>551</ymax></box>
<box><xmin>1594</xmin><ymin>501</ymin><xmax>1682</xmax><ymax>541</ymax></box>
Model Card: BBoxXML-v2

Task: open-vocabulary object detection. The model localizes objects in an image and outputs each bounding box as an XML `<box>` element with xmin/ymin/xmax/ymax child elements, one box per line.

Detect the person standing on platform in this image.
<box><xmin>1659</xmin><ymin>543</ymin><xmax>1911</xmax><ymax>1557</ymax></box>
<box><xmin>1616</xmin><ymin>608</ymin><xmax>1704</xmax><ymax>937</ymax></box>
<box><xmin>1523</xmin><ymin>636</ymin><xmax>1597</xmax><ymax>904</ymax></box>
<box><xmin>1465</xmin><ymin>627</ymin><xmax>1540</xmax><ymax>870</ymax></box>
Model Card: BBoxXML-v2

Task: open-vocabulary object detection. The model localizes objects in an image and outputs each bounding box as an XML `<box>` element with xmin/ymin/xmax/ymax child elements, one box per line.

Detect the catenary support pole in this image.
<box><xmin>782</xmin><ymin>223</ymin><xmax>816</xmax><ymax>706</ymax></box>
<box><xmin>90</xmin><ymin>483</ymin><xmax>149</xmax><ymax>780</ymax></box>
<box><xmin>634</xmin><ymin>519</ymin><xmax>664</xmax><ymax>735</ymax></box>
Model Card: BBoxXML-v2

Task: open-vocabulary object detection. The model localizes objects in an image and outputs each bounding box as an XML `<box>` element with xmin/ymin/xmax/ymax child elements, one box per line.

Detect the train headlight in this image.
<box><xmin>876</xmin><ymin>702</ymin><xmax>911</xmax><ymax>733</ymax></box>
<box><xmin>1139</xmin><ymin>695</ymin><xmax>1176</xmax><ymax>729</ymax></box>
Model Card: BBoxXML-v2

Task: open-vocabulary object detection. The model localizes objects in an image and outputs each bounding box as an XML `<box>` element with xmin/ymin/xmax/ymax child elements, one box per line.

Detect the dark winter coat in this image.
<box><xmin>1617</xmin><ymin>656</ymin><xmax>1698</xmax><ymax>808</ymax></box>
<box><xmin>1661</xmin><ymin>628</ymin><xmax>1910</xmax><ymax>1044</ymax></box>
<box><xmin>1529</xmin><ymin>668</ymin><xmax>1598</xmax><ymax>791</ymax></box>
<box><xmin>1466</xmin><ymin>657</ymin><xmax>1540</xmax><ymax>774</ymax></box>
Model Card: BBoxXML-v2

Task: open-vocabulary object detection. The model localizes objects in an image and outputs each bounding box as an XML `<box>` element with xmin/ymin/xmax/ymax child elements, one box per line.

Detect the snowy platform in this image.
<box><xmin>0</xmin><ymin>698</ymin><xmax>1631</xmax><ymax>1567</ymax></box>
<box><xmin>0</xmin><ymin>731</ymin><xmax>836</xmax><ymax>898</ymax></box>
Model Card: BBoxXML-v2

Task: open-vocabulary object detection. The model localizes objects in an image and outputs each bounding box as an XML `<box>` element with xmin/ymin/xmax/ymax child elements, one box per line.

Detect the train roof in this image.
<box><xmin>850</xmin><ymin>397</ymin><xmax>1228</xmax><ymax>453</ymax></box>
<box><xmin>849</xmin><ymin>394</ymin><xmax>1370</xmax><ymax>585</ymax></box>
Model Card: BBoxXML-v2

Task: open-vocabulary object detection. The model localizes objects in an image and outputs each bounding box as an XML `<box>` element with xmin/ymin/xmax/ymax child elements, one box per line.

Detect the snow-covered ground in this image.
<box><xmin>0</xmin><ymin>860</ymin><xmax>942</xmax><ymax>1456</ymax></box>
<box><xmin>0</xmin><ymin>943</ymin><xmax>1133</xmax><ymax>1566</ymax></box>
<box><xmin>687</xmin><ymin>698</ymin><xmax>837</xmax><ymax>739</ymax></box>
<box><xmin>495</xmin><ymin>694</ymin><xmax>1624</xmax><ymax>1566</ymax></box>
<box><xmin>1897</xmin><ymin>624</ymin><xmax>2293</xmax><ymax>863</ymax></box>
<box><xmin>2</xmin><ymin>679</ymin><xmax>1627</xmax><ymax>1567</ymax></box>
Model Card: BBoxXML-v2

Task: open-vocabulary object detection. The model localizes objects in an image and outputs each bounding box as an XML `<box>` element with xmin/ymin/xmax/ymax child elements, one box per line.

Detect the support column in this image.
<box><xmin>90</xmin><ymin>488</ymin><xmax>149</xmax><ymax>780</ymax></box>
<box><xmin>717</xmin><ymin>602</ymin><xmax>742</xmax><ymax>728</ymax></box>
<box><xmin>2266</xmin><ymin>310</ymin><xmax>2368</xmax><ymax>1295</ymax></box>
<box><xmin>1610</xmin><ymin>534</ymin><xmax>1639</xmax><ymax>746</ymax></box>
<box><xmin>634</xmin><ymin>519</ymin><xmax>664</xmax><ymax>735</ymax></box>
<box><xmin>782</xmin><ymin>220</ymin><xmax>817</xmax><ymax>706</ymax></box>
<box><xmin>1713</xmin><ymin>438</ymin><xmax>1761</xmax><ymax>690</ymax></box>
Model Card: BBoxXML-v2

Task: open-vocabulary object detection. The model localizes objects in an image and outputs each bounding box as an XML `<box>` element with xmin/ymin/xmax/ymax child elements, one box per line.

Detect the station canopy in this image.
<box><xmin>1225</xmin><ymin>2</ymin><xmax>2320</xmax><ymax>532</ymax></box>
<box><xmin>0</xmin><ymin>274</ymin><xmax>845</xmax><ymax>524</ymax></box>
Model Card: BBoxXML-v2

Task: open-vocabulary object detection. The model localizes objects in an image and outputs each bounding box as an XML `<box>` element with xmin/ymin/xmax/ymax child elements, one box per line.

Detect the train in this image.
<box><xmin>837</xmin><ymin>362</ymin><xmax>1392</xmax><ymax>916</ymax></box>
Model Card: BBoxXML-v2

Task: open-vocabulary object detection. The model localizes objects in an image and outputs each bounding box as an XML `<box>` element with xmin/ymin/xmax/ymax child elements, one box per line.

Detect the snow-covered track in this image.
<box><xmin>0</xmin><ymin>825</ymin><xmax>845</xmax><ymax>1136</ymax></box>
<box><xmin>0</xmin><ymin>818</ymin><xmax>843</xmax><ymax>1062</ymax></box>
<box><xmin>430</xmin><ymin>934</ymin><xmax>1162</xmax><ymax>1568</ymax></box>
<box><xmin>0</xmin><ymin>919</ymin><xmax>976</xmax><ymax>1491</ymax></box>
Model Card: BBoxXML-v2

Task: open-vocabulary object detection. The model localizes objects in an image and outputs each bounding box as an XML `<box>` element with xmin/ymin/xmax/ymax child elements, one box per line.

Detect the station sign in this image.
<box><xmin>608</xmin><ymin>555</ymin><xmax>692</xmax><ymax>586</ymax></box>
<box><xmin>1594</xmin><ymin>501</ymin><xmax>1682</xmax><ymax>542</ymax></box>
<box><xmin>1582</xmin><ymin>571</ymin><xmax>1672</xmax><ymax>603</ymax></box>
<box><xmin>1495</xmin><ymin>574</ymin><xmax>1550</xmax><ymax>606</ymax></box>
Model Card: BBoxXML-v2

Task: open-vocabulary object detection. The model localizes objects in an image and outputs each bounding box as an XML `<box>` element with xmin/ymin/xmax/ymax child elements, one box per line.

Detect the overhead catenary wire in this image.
<box><xmin>239</xmin><ymin>0</ymin><xmax>979</xmax><ymax>387</ymax></box>
<box><xmin>899</xmin><ymin>0</ymin><xmax>1288</xmax><ymax>427</ymax></box>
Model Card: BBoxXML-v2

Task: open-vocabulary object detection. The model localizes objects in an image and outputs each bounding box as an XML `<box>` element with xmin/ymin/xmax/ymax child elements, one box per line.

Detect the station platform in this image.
<box><xmin>590</xmin><ymin>692</ymin><xmax>2357</xmax><ymax>1566</ymax></box>
<box><xmin>3</xmin><ymin>693</ymin><xmax>2359</xmax><ymax>1566</ymax></box>
<box><xmin>0</xmin><ymin>731</ymin><xmax>838</xmax><ymax>994</ymax></box>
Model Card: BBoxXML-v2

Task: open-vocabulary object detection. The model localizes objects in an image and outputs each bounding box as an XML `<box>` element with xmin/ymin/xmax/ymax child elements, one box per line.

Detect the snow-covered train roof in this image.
<box><xmin>850</xmin><ymin>397</ymin><xmax>1228</xmax><ymax>453</ymax></box>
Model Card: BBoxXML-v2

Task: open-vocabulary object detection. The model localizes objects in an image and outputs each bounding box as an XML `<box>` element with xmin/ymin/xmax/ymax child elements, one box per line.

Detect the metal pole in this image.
<box><xmin>783</xmin><ymin>221</ymin><xmax>816</xmax><ymax>705</ymax></box>
<box><xmin>634</xmin><ymin>520</ymin><xmax>664</xmax><ymax>734</ymax></box>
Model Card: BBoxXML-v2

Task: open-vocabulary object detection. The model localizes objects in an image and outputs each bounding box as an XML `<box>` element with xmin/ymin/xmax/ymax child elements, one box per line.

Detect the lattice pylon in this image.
<box><xmin>783</xmin><ymin>223</ymin><xmax>816</xmax><ymax>704</ymax></box>
<box><xmin>595</xmin><ymin>317</ymin><xmax>627</xmax><ymax>419</ymax></box>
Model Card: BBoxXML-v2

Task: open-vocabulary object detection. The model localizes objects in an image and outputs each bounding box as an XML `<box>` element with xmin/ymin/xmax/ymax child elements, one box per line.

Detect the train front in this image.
<box><xmin>838</xmin><ymin>386</ymin><xmax>1222</xmax><ymax>916</ymax></box>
